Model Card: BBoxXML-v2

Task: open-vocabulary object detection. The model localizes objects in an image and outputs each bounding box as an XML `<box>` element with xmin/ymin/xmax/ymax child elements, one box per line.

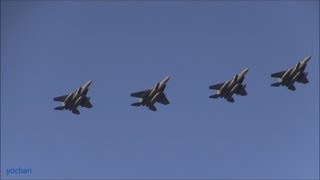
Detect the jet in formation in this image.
<box><xmin>271</xmin><ymin>55</ymin><xmax>311</xmax><ymax>91</ymax></box>
<box><xmin>209</xmin><ymin>68</ymin><xmax>249</xmax><ymax>103</ymax></box>
<box><xmin>53</xmin><ymin>55</ymin><xmax>312</xmax><ymax>115</ymax></box>
<box><xmin>53</xmin><ymin>80</ymin><xmax>93</xmax><ymax>115</ymax></box>
<box><xmin>131</xmin><ymin>76</ymin><xmax>170</xmax><ymax>111</ymax></box>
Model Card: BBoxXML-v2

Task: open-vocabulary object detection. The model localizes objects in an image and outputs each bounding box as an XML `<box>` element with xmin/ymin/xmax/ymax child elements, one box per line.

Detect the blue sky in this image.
<box><xmin>1</xmin><ymin>1</ymin><xmax>319</xmax><ymax>179</ymax></box>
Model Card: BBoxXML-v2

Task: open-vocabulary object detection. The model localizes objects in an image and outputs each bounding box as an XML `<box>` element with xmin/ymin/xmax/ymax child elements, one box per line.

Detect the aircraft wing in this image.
<box><xmin>209</xmin><ymin>83</ymin><xmax>224</xmax><ymax>90</ymax></box>
<box><xmin>235</xmin><ymin>86</ymin><xmax>247</xmax><ymax>96</ymax></box>
<box><xmin>157</xmin><ymin>93</ymin><xmax>170</xmax><ymax>105</ymax></box>
<box><xmin>72</xmin><ymin>109</ymin><xmax>80</xmax><ymax>115</ymax></box>
<box><xmin>81</xmin><ymin>98</ymin><xmax>93</xmax><ymax>108</ymax></box>
<box><xmin>53</xmin><ymin>95</ymin><xmax>68</xmax><ymax>102</ymax></box>
<box><xmin>271</xmin><ymin>70</ymin><xmax>286</xmax><ymax>78</ymax></box>
<box><xmin>131</xmin><ymin>90</ymin><xmax>148</xmax><ymax>98</ymax></box>
<box><xmin>297</xmin><ymin>74</ymin><xmax>309</xmax><ymax>84</ymax></box>
<box><xmin>149</xmin><ymin>105</ymin><xmax>157</xmax><ymax>111</ymax></box>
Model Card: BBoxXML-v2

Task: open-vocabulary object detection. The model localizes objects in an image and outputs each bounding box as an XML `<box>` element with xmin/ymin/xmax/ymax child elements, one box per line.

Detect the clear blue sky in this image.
<box><xmin>1</xmin><ymin>1</ymin><xmax>319</xmax><ymax>179</ymax></box>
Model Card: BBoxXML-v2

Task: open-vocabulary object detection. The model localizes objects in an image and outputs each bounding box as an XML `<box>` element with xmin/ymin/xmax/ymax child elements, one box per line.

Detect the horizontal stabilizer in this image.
<box><xmin>54</xmin><ymin>106</ymin><xmax>64</xmax><ymax>110</ymax></box>
<box><xmin>131</xmin><ymin>102</ymin><xmax>142</xmax><ymax>106</ymax></box>
<box><xmin>209</xmin><ymin>94</ymin><xmax>220</xmax><ymax>99</ymax></box>
<box><xmin>271</xmin><ymin>82</ymin><xmax>281</xmax><ymax>87</ymax></box>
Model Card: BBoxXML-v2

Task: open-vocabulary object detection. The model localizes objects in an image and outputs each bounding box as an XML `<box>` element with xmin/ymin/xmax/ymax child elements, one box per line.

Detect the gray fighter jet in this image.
<box><xmin>209</xmin><ymin>68</ymin><xmax>249</xmax><ymax>103</ymax></box>
<box><xmin>53</xmin><ymin>80</ymin><xmax>93</xmax><ymax>115</ymax></box>
<box><xmin>271</xmin><ymin>55</ymin><xmax>311</xmax><ymax>91</ymax></box>
<box><xmin>131</xmin><ymin>76</ymin><xmax>170</xmax><ymax>111</ymax></box>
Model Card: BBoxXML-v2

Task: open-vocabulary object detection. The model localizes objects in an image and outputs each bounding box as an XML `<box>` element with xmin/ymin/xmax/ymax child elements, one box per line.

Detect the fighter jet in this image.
<box><xmin>53</xmin><ymin>80</ymin><xmax>93</xmax><ymax>115</ymax></box>
<box><xmin>271</xmin><ymin>55</ymin><xmax>311</xmax><ymax>91</ymax></box>
<box><xmin>131</xmin><ymin>76</ymin><xmax>170</xmax><ymax>111</ymax></box>
<box><xmin>209</xmin><ymin>68</ymin><xmax>249</xmax><ymax>103</ymax></box>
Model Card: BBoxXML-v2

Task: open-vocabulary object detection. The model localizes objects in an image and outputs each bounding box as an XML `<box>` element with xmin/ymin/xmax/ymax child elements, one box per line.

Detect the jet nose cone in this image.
<box><xmin>163</xmin><ymin>76</ymin><xmax>170</xmax><ymax>83</ymax></box>
<box><xmin>304</xmin><ymin>55</ymin><xmax>311</xmax><ymax>62</ymax></box>
<box><xmin>242</xmin><ymin>68</ymin><xmax>249</xmax><ymax>74</ymax></box>
<box><xmin>85</xmin><ymin>80</ymin><xmax>93</xmax><ymax>87</ymax></box>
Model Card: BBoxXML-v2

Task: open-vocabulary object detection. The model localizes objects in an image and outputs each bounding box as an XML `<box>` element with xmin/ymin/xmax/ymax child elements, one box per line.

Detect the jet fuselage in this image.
<box><xmin>218</xmin><ymin>68</ymin><xmax>249</xmax><ymax>99</ymax></box>
<box><xmin>54</xmin><ymin>80</ymin><xmax>93</xmax><ymax>114</ymax></box>
<box><xmin>140</xmin><ymin>77</ymin><xmax>169</xmax><ymax>108</ymax></box>
<box><xmin>278</xmin><ymin>55</ymin><xmax>310</xmax><ymax>87</ymax></box>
